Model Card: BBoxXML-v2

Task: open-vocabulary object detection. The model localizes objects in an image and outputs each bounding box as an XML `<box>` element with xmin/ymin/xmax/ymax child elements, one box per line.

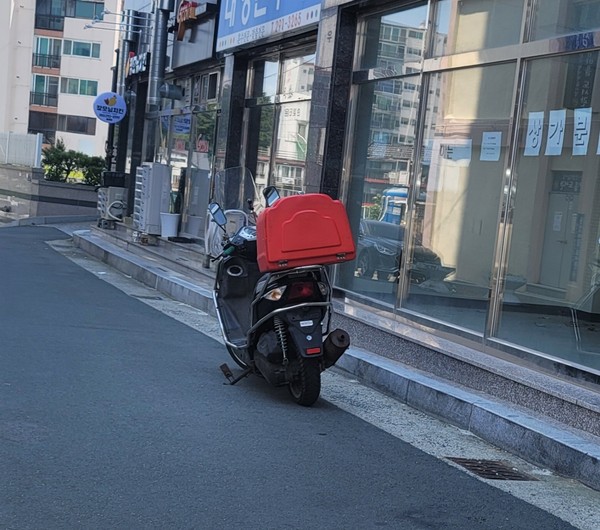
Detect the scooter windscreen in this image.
<box><xmin>211</xmin><ymin>167</ymin><xmax>264</xmax><ymax>217</ymax></box>
<box><xmin>205</xmin><ymin>167</ymin><xmax>264</xmax><ymax>258</ymax></box>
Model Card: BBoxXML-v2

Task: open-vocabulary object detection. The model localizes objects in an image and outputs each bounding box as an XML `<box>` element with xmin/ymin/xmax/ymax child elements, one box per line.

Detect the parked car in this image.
<box><xmin>356</xmin><ymin>219</ymin><xmax>453</xmax><ymax>283</ymax></box>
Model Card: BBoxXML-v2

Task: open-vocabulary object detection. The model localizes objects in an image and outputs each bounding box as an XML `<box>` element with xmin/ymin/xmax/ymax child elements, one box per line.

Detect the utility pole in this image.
<box><xmin>144</xmin><ymin>0</ymin><xmax>174</xmax><ymax>162</ymax></box>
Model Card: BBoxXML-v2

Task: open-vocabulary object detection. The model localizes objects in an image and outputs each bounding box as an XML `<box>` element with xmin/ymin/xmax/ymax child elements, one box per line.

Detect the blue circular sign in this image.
<box><xmin>93</xmin><ymin>92</ymin><xmax>127</xmax><ymax>124</ymax></box>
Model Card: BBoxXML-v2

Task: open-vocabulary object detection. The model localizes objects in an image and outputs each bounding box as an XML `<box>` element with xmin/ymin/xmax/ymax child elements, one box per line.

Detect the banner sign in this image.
<box><xmin>93</xmin><ymin>92</ymin><xmax>127</xmax><ymax>124</ymax></box>
<box><xmin>216</xmin><ymin>0</ymin><xmax>321</xmax><ymax>52</ymax></box>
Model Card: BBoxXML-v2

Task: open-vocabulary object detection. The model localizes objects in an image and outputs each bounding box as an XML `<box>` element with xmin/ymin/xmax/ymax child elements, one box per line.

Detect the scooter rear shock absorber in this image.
<box><xmin>274</xmin><ymin>316</ymin><xmax>289</xmax><ymax>365</ymax></box>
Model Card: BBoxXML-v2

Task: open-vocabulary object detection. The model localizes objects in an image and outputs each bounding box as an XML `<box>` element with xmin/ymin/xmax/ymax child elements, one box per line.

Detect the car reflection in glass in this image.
<box><xmin>356</xmin><ymin>219</ymin><xmax>454</xmax><ymax>284</ymax></box>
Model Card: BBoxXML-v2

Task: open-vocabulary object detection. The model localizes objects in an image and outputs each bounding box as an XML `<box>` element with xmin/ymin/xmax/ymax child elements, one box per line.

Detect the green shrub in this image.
<box><xmin>42</xmin><ymin>139</ymin><xmax>105</xmax><ymax>186</ymax></box>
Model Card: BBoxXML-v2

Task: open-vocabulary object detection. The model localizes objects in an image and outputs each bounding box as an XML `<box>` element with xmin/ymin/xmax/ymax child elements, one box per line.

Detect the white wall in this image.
<box><xmin>0</xmin><ymin>0</ymin><xmax>123</xmax><ymax>156</ymax></box>
<box><xmin>57</xmin><ymin>5</ymin><xmax>121</xmax><ymax>156</ymax></box>
<box><xmin>1</xmin><ymin>1</ymin><xmax>36</xmax><ymax>134</ymax></box>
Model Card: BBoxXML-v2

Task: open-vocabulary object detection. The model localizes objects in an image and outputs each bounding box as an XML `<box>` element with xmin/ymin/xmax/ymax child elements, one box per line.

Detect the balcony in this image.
<box><xmin>30</xmin><ymin>92</ymin><xmax>58</xmax><ymax>107</ymax></box>
<box><xmin>32</xmin><ymin>53</ymin><xmax>61</xmax><ymax>69</ymax></box>
<box><xmin>34</xmin><ymin>14</ymin><xmax>64</xmax><ymax>31</ymax></box>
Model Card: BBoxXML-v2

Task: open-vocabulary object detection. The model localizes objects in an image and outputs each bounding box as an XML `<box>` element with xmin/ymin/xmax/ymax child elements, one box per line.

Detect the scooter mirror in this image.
<box><xmin>209</xmin><ymin>202</ymin><xmax>228</xmax><ymax>227</ymax></box>
<box><xmin>263</xmin><ymin>186</ymin><xmax>280</xmax><ymax>207</ymax></box>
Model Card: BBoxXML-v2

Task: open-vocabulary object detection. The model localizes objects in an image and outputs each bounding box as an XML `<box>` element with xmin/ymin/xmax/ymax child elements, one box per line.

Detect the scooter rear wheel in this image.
<box><xmin>288</xmin><ymin>355</ymin><xmax>321</xmax><ymax>406</ymax></box>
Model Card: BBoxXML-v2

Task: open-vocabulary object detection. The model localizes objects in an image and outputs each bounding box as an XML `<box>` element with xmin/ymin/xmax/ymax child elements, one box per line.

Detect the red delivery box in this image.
<box><xmin>257</xmin><ymin>193</ymin><xmax>356</xmax><ymax>273</ymax></box>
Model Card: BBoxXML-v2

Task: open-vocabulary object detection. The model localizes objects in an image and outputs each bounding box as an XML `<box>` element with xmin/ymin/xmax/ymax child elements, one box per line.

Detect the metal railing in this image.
<box><xmin>28</xmin><ymin>128</ymin><xmax>56</xmax><ymax>146</ymax></box>
<box><xmin>34</xmin><ymin>14</ymin><xmax>64</xmax><ymax>31</ymax></box>
<box><xmin>0</xmin><ymin>132</ymin><xmax>43</xmax><ymax>167</ymax></box>
<box><xmin>32</xmin><ymin>53</ymin><xmax>61</xmax><ymax>69</ymax></box>
<box><xmin>30</xmin><ymin>92</ymin><xmax>58</xmax><ymax>107</ymax></box>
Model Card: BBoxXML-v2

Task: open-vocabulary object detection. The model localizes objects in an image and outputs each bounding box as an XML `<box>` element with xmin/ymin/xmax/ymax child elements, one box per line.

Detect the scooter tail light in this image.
<box><xmin>287</xmin><ymin>281</ymin><xmax>315</xmax><ymax>301</ymax></box>
<box><xmin>263</xmin><ymin>286</ymin><xmax>287</xmax><ymax>301</ymax></box>
<box><xmin>306</xmin><ymin>347</ymin><xmax>321</xmax><ymax>355</ymax></box>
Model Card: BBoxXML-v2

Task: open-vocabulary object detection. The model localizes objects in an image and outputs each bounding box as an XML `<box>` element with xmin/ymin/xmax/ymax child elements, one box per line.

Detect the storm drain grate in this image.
<box><xmin>446</xmin><ymin>458</ymin><xmax>538</xmax><ymax>481</ymax></box>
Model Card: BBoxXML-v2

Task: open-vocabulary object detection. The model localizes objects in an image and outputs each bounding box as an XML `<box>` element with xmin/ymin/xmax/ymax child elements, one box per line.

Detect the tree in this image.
<box><xmin>42</xmin><ymin>139</ymin><xmax>73</xmax><ymax>182</ymax></box>
<box><xmin>81</xmin><ymin>156</ymin><xmax>105</xmax><ymax>186</ymax></box>
<box><xmin>41</xmin><ymin>139</ymin><xmax>105</xmax><ymax>186</ymax></box>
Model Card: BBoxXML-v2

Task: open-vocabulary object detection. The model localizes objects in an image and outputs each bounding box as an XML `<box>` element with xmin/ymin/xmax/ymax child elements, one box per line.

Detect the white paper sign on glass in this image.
<box><xmin>545</xmin><ymin>109</ymin><xmax>566</xmax><ymax>156</ymax></box>
<box><xmin>443</xmin><ymin>139</ymin><xmax>472</xmax><ymax>166</ymax></box>
<box><xmin>573</xmin><ymin>108</ymin><xmax>592</xmax><ymax>156</ymax></box>
<box><xmin>480</xmin><ymin>132</ymin><xmax>502</xmax><ymax>161</ymax></box>
<box><xmin>524</xmin><ymin>111</ymin><xmax>544</xmax><ymax>156</ymax></box>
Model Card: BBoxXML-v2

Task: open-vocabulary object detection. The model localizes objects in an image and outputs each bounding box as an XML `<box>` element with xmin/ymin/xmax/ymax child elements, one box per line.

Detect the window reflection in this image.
<box><xmin>254</xmin><ymin>105</ymin><xmax>274</xmax><ymax>196</ymax></box>
<box><xmin>497</xmin><ymin>52</ymin><xmax>600</xmax><ymax>370</ymax></box>
<box><xmin>339</xmin><ymin>3</ymin><xmax>428</xmax><ymax>304</ymax></box>
<box><xmin>404</xmin><ymin>63</ymin><xmax>516</xmax><ymax>333</ymax></box>
<box><xmin>433</xmin><ymin>0</ymin><xmax>525</xmax><ymax>56</ymax></box>
<box><xmin>246</xmin><ymin>50</ymin><xmax>315</xmax><ymax>195</ymax></box>
<box><xmin>251</xmin><ymin>57</ymin><xmax>279</xmax><ymax>100</ymax></box>
<box><xmin>359</xmin><ymin>5</ymin><xmax>428</xmax><ymax>71</ymax></box>
<box><xmin>191</xmin><ymin>111</ymin><xmax>216</xmax><ymax>172</ymax></box>
<box><xmin>531</xmin><ymin>0</ymin><xmax>600</xmax><ymax>41</ymax></box>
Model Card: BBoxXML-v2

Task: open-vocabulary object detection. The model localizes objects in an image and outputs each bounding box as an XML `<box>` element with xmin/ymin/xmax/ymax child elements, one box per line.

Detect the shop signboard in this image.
<box><xmin>93</xmin><ymin>92</ymin><xmax>127</xmax><ymax>124</ymax></box>
<box><xmin>171</xmin><ymin>0</ymin><xmax>218</xmax><ymax>68</ymax></box>
<box><xmin>216</xmin><ymin>0</ymin><xmax>321</xmax><ymax>52</ymax></box>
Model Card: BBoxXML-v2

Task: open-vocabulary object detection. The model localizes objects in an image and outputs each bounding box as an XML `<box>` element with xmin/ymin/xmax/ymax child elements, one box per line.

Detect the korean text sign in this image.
<box><xmin>216</xmin><ymin>0</ymin><xmax>321</xmax><ymax>52</ymax></box>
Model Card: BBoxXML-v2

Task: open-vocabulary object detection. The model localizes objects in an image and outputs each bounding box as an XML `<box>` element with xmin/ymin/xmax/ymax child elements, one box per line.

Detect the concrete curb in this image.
<box><xmin>337</xmin><ymin>348</ymin><xmax>600</xmax><ymax>491</ymax></box>
<box><xmin>73</xmin><ymin>230</ymin><xmax>215</xmax><ymax>315</ymax></box>
<box><xmin>71</xmin><ymin>229</ymin><xmax>600</xmax><ymax>491</ymax></box>
<box><xmin>3</xmin><ymin>215</ymin><xmax>97</xmax><ymax>227</ymax></box>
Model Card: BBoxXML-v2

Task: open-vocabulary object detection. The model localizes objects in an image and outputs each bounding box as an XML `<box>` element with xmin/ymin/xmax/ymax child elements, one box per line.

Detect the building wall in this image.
<box><xmin>0</xmin><ymin>164</ymin><xmax>97</xmax><ymax>221</ymax></box>
<box><xmin>0</xmin><ymin>1</ymin><xmax>36</xmax><ymax>134</ymax></box>
<box><xmin>1</xmin><ymin>0</ymin><xmax>122</xmax><ymax>157</ymax></box>
<box><xmin>153</xmin><ymin>0</ymin><xmax>600</xmax><ymax>384</ymax></box>
<box><xmin>321</xmin><ymin>0</ymin><xmax>600</xmax><ymax>383</ymax></box>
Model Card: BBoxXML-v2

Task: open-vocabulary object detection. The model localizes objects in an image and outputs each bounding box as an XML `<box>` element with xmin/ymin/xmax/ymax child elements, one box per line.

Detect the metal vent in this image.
<box><xmin>447</xmin><ymin>458</ymin><xmax>538</xmax><ymax>481</ymax></box>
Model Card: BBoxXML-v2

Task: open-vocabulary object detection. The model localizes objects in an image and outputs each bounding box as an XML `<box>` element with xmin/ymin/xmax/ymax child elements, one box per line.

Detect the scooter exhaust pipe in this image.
<box><xmin>323</xmin><ymin>328</ymin><xmax>350</xmax><ymax>369</ymax></box>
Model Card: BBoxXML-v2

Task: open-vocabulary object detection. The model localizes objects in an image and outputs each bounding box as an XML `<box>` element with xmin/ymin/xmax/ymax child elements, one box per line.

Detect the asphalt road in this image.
<box><xmin>0</xmin><ymin>226</ymin><xmax>583</xmax><ymax>529</ymax></box>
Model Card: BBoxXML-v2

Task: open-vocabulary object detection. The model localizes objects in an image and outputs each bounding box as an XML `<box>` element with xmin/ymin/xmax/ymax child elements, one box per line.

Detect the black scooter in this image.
<box><xmin>208</xmin><ymin>182</ymin><xmax>350</xmax><ymax>406</ymax></box>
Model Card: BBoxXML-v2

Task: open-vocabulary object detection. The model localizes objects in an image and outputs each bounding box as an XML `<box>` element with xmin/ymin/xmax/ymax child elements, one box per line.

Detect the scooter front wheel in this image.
<box><xmin>288</xmin><ymin>355</ymin><xmax>321</xmax><ymax>406</ymax></box>
<box><xmin>226</xmin><ymin>344</ymin><xmax>249</xmax><ymax>369</ymax></box>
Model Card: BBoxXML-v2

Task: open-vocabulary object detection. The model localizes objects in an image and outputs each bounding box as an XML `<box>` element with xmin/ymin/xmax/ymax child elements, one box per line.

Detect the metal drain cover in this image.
<box><xmin>447</xmin><ymin>458</ymin><xmax>538</xmax><ymax>481</ymax></box>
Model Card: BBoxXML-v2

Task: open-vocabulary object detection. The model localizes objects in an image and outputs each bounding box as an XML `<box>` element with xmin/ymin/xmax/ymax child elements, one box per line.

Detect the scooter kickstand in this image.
<box><xmin>220</xmin><ymin>363</ymin><xmax>253</xmax><ymax>385</ymax></box>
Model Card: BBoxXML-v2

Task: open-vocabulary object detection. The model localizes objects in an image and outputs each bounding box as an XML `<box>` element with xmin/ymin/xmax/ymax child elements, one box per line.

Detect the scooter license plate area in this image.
<box><xmin>283</xmin><ymin>308</ymin><xmax>325</xmax><ymax>357</ymax></box>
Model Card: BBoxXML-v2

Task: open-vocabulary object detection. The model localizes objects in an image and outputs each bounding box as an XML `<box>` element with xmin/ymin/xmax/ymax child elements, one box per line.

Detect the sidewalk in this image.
<box><xmin>51</xmin><ymin>220</ymin><xmax>600</xmax><ymax>492</ymax></box>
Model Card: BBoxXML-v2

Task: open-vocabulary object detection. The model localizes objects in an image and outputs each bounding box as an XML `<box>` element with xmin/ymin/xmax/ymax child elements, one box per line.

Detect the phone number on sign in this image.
<box><xmin>271</xmin><ymin>13</ymin><xmax>303</xmax><ymax>34</ymax></box>
<box><xmin>236</xmin><ymin>25</ymin><xmax>266</xmax><ymax>45</ymax></box>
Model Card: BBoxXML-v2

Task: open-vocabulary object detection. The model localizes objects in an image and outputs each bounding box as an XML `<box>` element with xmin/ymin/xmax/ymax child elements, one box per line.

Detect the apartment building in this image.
<box><xmin>1</xmin><ymin>0</ymin><xmax>122</xmax><ymax>156</ymax></box>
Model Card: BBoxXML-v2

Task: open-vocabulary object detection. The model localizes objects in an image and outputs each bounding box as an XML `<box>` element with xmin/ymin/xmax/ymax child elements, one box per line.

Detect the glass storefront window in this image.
<box><xmin>246</xmin><ymin>49</ymin><xmax>315</xmax><ymax>195</ymax></box>
<box><xmin>433</xmin><ymin>0</ymin><xmax>525</xmax><ymax>56</ymax></box>
<box><xmin>272</xmin><ymin>101</ymin><xmax>311</xmax><ymax>195</ymax></box>
<box><xmin>404</xmin><ymin>62</ymin><xmax>516</xmax><ymax>333</ymax></box>
<box><xmin>250</xmin><ymin>58</ymin><xmax>279</xmax><ymax>101</ymax></box>
<box><xmin>338</xmin><ymin>73</ymin><xmax>422</xmax><ymax>305</ymax></box>
<box><xmin>496</xmin><ymin>52</ymin><xmax>600</xmax><ymax>371</ymax></box>
<box><xmin>338</xmin><ymin>0</ymin><xmax>600</xmax><ymax>376</ymax></box>
<box><xmin>191</xmin><ymin>111</ymin><xmax>216</xmax><ymax>172</ymax></box>
<box><xmin>169</xmin><ymin>114</ymin><xmax>192</xmax><ymax>187</ymax></box>
<box><xmin>531</xmin><ymin>0</ymin><xmax>600</xmax><ymax>41</ymax></box>
<box><xmin>359</xmin><ymin>4</ymin><xmax>428</xmax><ymax>72</ymax></box>
<box><xmin>251</xmin><ymin>105</ymin><xmax>274</xmax><ymax>195</ymax></box>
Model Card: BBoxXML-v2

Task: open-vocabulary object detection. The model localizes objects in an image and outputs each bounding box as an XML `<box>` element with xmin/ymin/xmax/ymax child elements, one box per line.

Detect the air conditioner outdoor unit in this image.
<box><xmin>97</xmin><ymin>186</ymin><xmax>127</xmax><ymax>228</ymax></box>
<box><xmin>133</xmin><ymin>162</ymin><xmax>171</xmax><ymax>235</ymax></box>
